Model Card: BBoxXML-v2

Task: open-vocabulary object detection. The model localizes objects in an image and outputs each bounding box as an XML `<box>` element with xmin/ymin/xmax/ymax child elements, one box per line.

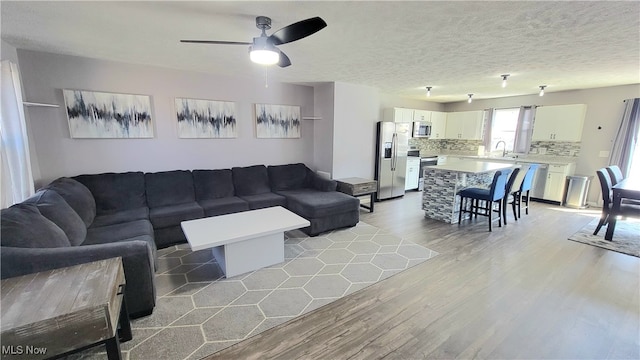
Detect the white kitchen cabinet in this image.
<box><xmin>430</xmin><ymin>111</ymin><xmax>447</xmax><ymax>139</ymax></box>
<box><xmin>543</xmin><ymin>163</ymin><xmax>575</xmax><ymax>202</ymax></box>
<box><xmin>532</xmin><ymin>104</ymin><xmax>586</xmax><ymax>141</ymax></box>
<box><xmin>445</xmin><ymin>111</ymin><xmax>484</xmax><ymax>140</ymax></box>
<box><xmin>384</xmin><ymin>107</ymin><xmax>414</xmax><ymax>123</ymax></box>
<box><xmin>413</xmin><ymin>110</ymin><xmax>431</xmax><ymax>122</ymax></box>
<box><xmin>405</xmin><ymin>157</ymin><xmax>420</xmax><ymax>190</ymax></box>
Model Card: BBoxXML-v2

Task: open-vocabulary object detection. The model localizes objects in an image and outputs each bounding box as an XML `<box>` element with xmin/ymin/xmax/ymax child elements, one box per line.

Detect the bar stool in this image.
<box><xmin>457</xmin><ymin>169</ymin><xmax>512</xmax><ymax>231</ymax></box>
<box><xmin>514</xmin><ymin>164</ymin><xmax>539</xmax><ymax>218</ymax></box>
<box><xmin>503</xmin><ymin>167</ymin><xmax>522</xmax><ymax>224</ymax></box>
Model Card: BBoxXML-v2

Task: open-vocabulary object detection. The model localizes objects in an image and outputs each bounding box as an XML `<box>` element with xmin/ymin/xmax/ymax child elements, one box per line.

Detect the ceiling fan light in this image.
<box><xmin>250</xmin><ymin>49</ymin><xmax>279</xmax><ymax>65</ymax></box>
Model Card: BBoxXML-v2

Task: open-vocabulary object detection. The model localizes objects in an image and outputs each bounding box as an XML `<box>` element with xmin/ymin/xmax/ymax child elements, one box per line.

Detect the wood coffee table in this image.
<box><xmin>0</xmin><ymin>258</ymin><xmax>131</xmax><ymax>360</ymax></box>
<box><xmin>181</xmin><ymin>206</ymin><xmax>310</xmax><ymax>278</ymax></box>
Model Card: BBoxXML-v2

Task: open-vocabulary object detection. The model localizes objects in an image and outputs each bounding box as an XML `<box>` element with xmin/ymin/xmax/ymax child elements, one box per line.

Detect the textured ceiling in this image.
<box><xmin>2</xmin><ymin>1</ymin><xmax>639</xmax><ymax>103</ymax></box>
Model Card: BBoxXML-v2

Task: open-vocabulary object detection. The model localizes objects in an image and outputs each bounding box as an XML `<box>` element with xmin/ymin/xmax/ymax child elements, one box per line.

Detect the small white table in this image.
<box><xmin>181</xmin><ymin>206</ymin><xmax>310</xmax><ymax>277</ymax></box>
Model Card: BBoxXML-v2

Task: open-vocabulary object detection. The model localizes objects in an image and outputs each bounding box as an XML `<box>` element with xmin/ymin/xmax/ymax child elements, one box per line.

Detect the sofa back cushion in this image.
<box><xmin>232</xmin><ymin>165</ymin><xmax>271</xmax><ymax>196</ymax></box>
<box><xmin>0</xmin><ymin>203</ymin><xmax>71</xmax><ymax>248</ymax></box>
<box><xmin>268</xmin><ymin>163</ymin><xmax>310</xmax><ymax>191</ymax></box>
<box><xmin>145</xmin><ymin>170</ymin><xmax>195</xmax><ymax>208</ymax></box>
<box><xmin>193</xmin><ymin>169</ymin><xmax>235</xmax><ymax>200</ymax></box>
<box><xmin>24</xmin><ymin>190</ymin><xmax>87</xmax><ymax>246</ymax></box>
<box><xmin>74</xmin><ymin>172</ymin><xmax>147</xmax><ymax>214</ymax></box>
<box><xmin>44</xmin><ymin>177</ymin><xmax>96</xmax><ymax>227</ymax></box>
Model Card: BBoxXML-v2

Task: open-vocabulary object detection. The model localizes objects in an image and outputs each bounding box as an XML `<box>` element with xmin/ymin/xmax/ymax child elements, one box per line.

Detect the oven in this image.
<box><xmin>418</xmin><ymin>156</ymin><xmax>438</xmax><ymax>191</ymax></box>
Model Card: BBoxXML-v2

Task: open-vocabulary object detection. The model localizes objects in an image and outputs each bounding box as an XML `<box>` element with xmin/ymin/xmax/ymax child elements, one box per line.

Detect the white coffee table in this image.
<box><xmin>180</xmin><ymin>206</ymin><xmax>310</xmax><ymax>277</ymax></box>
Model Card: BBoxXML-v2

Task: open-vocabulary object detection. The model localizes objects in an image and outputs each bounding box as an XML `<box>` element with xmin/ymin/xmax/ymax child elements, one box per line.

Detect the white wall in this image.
<box><xmin>332</xmin><ymin>82</ymin><xmax>380</xmax><ymax>179</ymax></box>
<box><xmin>444</xmin><ymin>84</ymin><xmax>640</xmax><ymax>203</ymax></box>
<box><xmin>312</xmin><ymin>82</ymin><xmax>335</xmax><ymax>177</ymax></box>
<box><xmin>16</xmin><ymin>50</ymin><xmax>315</xmax><ymax>187</ymax></box>
<box><xmin>1</xmin><ymin>40</ymin><xmax>19</xmax><ymax>63</ymax></box>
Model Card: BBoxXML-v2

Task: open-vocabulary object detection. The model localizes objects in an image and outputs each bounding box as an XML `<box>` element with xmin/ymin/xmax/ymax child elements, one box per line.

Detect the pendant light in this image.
<box><xmin>426</xmin><ymin>86</ymin><xmax>432</xmax><ymax>97</ymax></box>
<box><xmin>539</xmin><ymin>85</ymin><xmax>546</xmax><ymax>96</ymax></box>
<box><xmin>467</xmin><ymin>94</ymin><xmax>473</xmax><ymax>103</ymax></box>
<box><xmin>501</xmin><ymin>74</ymin><xmax>510</xmax><ymax>88</ymax></box>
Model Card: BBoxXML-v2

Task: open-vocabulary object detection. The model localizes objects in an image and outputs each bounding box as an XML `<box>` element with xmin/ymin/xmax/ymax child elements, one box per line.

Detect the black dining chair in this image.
<box><xmin>513</xmin><ymin>164</ymin><xmax>539</xmax><ymax>218</ymax></box>
<box><xmin>593</xmin><ymin>168</ymin><xmax>640</xmax><ymax>235</ymax></box>
<box><xmin>458</xmin><ymin>169</ymin><xmax>512</xmax><ymax>231</ymax></box>
<box><xmin>503</xmin><ymin>166</ymin><xmax>525</xmax><ymax>224</ymax></box>
<box><xmin>606</xmin><ymin>165</ymin><xmax>640</xmax><ymax>205</ymax></box>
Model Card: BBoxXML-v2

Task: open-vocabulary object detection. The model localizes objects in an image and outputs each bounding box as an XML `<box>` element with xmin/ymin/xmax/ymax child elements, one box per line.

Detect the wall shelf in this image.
<box><xmin>23</xmin><ymin>101</ymin><xmax>59</xmax><ymax>108</ymax></box>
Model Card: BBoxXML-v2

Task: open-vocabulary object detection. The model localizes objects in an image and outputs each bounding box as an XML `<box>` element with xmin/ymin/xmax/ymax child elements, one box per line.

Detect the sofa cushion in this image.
<box><xmin>239</xmin><ymin>192</ymin><xmax>286</xmax><ymax>210</ymax></box>
<box><xmin>24</xmin><ymin>189</ymin><xmax>87</xmax><ymax>246</ymax></box>
<box><xmin>149</xmin><ymin>202</ymin><xmax>204</xmax><ymax>229</ymax></box>
<box><xmin>0</xmin><ymin>203</ymin><xmax>71</xmax><ymax>248</ymax></box>
<box><xmin>85</xmin><ymin>220</ymin><xmax>154</xmax><ymax>245</ymax></box>
<box><xmin>44</xmin><ymin>177</ymin><xmax>96</xmax><ymax>227</ymax></box>
<box><xmin>268</xmin><ymin>163</ymin><xmax>309</xmax><ymax>191</ymax></box>
<box><xmin>199</xmin><ymin>197</ymin><xmax>249</xmax><ymax>217</ymax></box>
<box><xmin>193</xmin><ymin>169</ymin><xmax>235</xmax><ymax>200</ymax></box>
<box><xmin>277</xmin><ymin>190</ymin><xmax>359</xmax><ymax>218</ymax></box>
<box><xmin>74</xmin><ymin>172</ymin><xmax>147</xmax><ymax>214</ymax></box>
<box><xmin>232</xmin><ymin>165</ymin><xmax>271</xmax><ymax>196</ymax></box>
<box><xmin>145</xmin><ymin>170</ymin><xmax>196</xmax><ymax>208</ymax></box>
<box><xmin>91</xmin><ymin>207</ymin><xmax>150</xmax><ymax>228</ymax></box>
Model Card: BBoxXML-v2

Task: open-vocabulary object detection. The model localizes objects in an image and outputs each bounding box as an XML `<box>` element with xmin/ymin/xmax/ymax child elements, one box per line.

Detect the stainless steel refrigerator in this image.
<box><xmin>375</xmin><ymin>121</ymin><xmax>411</xmax><ymax>200</ymax></box>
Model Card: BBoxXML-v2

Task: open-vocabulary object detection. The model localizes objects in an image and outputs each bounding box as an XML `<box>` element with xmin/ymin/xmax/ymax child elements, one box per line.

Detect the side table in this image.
<box><xmin>1</xmin><ymin>257</ymin><xmax>132</xmax><ymax>360</ymax></box>
<box><xmin>336</xmin><ymin>177</ymin><xmax>378</xmax><ymax>213</ymax></box>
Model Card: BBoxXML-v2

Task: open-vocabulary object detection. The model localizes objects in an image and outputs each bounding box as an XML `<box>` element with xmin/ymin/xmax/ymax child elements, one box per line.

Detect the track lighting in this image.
<box><xmin>539</xmin><ymin>85</ymin><xmax>546</xmax><ymax>96</ymax></box>
<box><xmin>467</xmin><ymin>94</ymin><xmax>473</xmax><ymax>103</ymax></box>
<box><xmin>501</xmin><ymin>74</ymin><xmax>510</xmax><ymax>88</ymax></box>
<box><xmin>426</xmin><ymin>86</ymin><xmax>432</xmax><ymax>97</ymax></box>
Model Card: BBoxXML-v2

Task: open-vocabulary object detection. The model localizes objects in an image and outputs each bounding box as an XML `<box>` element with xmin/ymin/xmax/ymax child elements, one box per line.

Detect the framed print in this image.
<box><xmin>176</xmin><ymin>98</ymin><xmax>237</xmax><ymax>138</ymax></box>
<box><xmin>255</xmin><ymin>103</ymin><xmax>301</xmax><ymax>138</ymax></box>
<box><xmin>63</xmin><ymin>89</ymin><xmax>153</xmax><ymax>138</ymax></box>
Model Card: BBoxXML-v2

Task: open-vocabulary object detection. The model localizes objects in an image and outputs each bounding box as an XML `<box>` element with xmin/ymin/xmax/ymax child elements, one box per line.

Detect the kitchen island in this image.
<box><xmin>422</xmin><ymin>159</ymin><xmax>515</xmax><ymax>223</ymax></box>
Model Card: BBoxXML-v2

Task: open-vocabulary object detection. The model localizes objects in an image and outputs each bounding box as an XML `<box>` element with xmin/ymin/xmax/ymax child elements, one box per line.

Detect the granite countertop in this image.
<box><xmin>420</xmin><ymin>151</ymin><xmax>577</xmax><ymax>165</ymax></box>
<box><xmin>425</xmin><ymin>159</ymin><xmax>515</xmax><ymax>174</ymax></box>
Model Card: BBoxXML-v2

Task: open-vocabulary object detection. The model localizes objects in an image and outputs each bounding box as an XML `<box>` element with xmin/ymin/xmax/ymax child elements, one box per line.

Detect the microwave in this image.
<box><xmin>413</xmin><ymin>121</ymin><xmax>432</xmax><ymax>138</ymax></box>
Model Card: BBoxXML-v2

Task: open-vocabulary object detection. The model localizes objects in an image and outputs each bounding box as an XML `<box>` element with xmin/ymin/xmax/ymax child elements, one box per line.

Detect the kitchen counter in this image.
<box><xmin>422</xmin><ymin>160</ymin><xmax>516</xmax><ymax>224</ymax></box>
<box><xmin>426</xmin><ymin>159</ymin><xmax>513</xmax><ymax>174</ymax></box>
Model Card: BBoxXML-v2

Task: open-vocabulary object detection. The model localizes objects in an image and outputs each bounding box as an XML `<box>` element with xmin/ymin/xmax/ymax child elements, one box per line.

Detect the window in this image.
<box><xmin>485</xmin><ymin>106</ymin><xmax>535</xmax><ymax>155</ymax></box>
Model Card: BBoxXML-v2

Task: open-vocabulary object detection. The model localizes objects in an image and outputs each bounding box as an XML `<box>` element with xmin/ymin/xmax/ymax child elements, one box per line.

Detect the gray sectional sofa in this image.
<box><xmin>1</xmin><ymin>163</ymin><xmax>359</xmax><ymax>318</ymax></box>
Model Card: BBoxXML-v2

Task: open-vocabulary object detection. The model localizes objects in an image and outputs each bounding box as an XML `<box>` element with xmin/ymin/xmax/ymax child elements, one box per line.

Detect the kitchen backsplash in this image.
<box><xmin>410</xmin><ymin>138</ymin><xmax>581</xmax><ymax>157</ymax></box>
<box><xmin>529</xmin><ymin>141</ymin><xmax>581</xmax><ymax>157</ymax></box>
<box><xmin>409</xmin><ymin>138</ymin><xmax>482</xmax><ymax>154</ymax></box>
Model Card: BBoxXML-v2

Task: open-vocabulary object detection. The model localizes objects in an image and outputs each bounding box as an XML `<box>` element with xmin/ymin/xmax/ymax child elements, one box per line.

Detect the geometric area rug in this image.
<box><xmin>68</xmin><ymin>222</ymin><xmax>438</xmax><ymax>360</ymax></box>
<box><xmin>568</xmin><ymin>217</ymin><xmax>640</xmax><ymax>258</ymax></box>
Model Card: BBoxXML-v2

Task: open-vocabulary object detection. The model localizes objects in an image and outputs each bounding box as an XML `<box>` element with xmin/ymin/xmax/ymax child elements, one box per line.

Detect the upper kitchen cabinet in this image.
<box><xmin>445</xmin><ymin>110</ymin><xmax>484</xmax><ymax>140</ymax></box>
<box><xmin>430</xmin><ymin>111</ymin><xmax>447</xmax><ymax>139</ymax></box>
<box><xmin>532</xmin><ymin>104</ymin><xmax>587</xmax><ymax>141</ymax></box>
<box><xmin>413</xmin><ymin>110</ymin><xmax>431</xmax><ymax>122</ymax></box>
<box><xmin>384</xmin><ymin>107</ymin><xmax>415</xmax><ymax>123</ymax></box>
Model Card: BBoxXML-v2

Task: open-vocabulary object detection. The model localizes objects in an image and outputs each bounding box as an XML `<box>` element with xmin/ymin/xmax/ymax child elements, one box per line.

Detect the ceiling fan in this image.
<box><xmin>181</xmin><ymin>16</ymin><xmax>327</xmax><ymax>67</ymax></box>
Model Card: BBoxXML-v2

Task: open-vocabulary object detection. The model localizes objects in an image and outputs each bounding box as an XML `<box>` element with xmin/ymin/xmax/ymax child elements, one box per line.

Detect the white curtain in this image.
<box><xmin>514</xmin><ymin>106</ymin><xmax>536</xmax><ymax>154</ymax></box>
<box><xmin>609</xmin><ymin>98</ymin><xmax>640</xmax><ymax>177</ymax></box>
<box><xmin>1</xmin><ymin>60</ymin><xmax>34</xmax><ymax>208</ymax></box>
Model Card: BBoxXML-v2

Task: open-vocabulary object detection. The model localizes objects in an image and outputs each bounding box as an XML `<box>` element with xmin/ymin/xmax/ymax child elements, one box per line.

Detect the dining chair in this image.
<box><xmin>606</xmin><ymin>165</ymin><xmax>624</xmax><ymax>185</ymax></box>
<box><xmin>606</xmin><ymin>165</ymin><xmax>640</xmax><ymax>205</ymax></box>
<box><xmin>593</xmin><ymin>168</ymin><xmax>640</xmax><ymax>235</ymax></box>
<box><xmin>458</xmin><ymin>169</ymin><xmax>512</xmax><ymax>231</ymax></box>
<box><xmin>502</xmin><ymin>168</ymin><xmax>524</xmax><ymax>225</ymax></box>
<box><xmin>513</xmin><ymin>164</ymin><xmax>539</xmax><ymax>218</ymax></box>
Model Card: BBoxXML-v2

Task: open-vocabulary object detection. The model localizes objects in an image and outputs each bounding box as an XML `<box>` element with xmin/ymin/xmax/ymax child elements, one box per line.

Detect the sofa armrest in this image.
<box><xmin>308</xmin><ymin>172</ymin><xmax>337</xmax><ymax>192</ymax></box>
<box><xmin>1</xmin><ymin>241</ymin><xmax>156</xmax><ymax>318</ymax></box>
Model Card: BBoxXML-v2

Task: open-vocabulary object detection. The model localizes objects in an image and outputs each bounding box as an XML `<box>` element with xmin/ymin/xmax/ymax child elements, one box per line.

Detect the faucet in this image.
<box><xmin>495</xmin><ymin>141</ymin><xmax>507</xmax><ymax>157</ymax></box>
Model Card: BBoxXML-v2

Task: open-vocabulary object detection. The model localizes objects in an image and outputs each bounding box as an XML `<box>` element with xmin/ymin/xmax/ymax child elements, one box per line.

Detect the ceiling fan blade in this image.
<box><xmin>180</xmin><ymin>40</ymin><xmax>251</xmax><ymax>45</ymax></box>
<box><xmin>278</xmin><ymin>51</ymin><xmax>292</xmax><ymax>68</ymax></box>
<box><xmin>268</xmin><ymin>17</ymin><xmax>327</xmax><ymax>45</ymax></box>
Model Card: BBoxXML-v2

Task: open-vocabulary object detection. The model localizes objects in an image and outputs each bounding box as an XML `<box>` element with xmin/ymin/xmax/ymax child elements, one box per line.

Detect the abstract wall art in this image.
<box><xmin>255</xmin><ymin>103</ymin><xmax>301</xmax><ymax>138</ymax></box>
<box><xmin>175</xmin><ymin>98</ymin><xmax>237</xmax><ymax>138</ymax></box>
<box><xmin>63</xmin><ymin>89</ymin><xmax>154</xmax><ymax>138</ymax></box>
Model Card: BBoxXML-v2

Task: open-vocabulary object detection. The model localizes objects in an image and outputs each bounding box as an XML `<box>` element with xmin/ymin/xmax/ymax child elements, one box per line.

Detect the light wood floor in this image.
<box><xmin>205</xmin><ymin>192</ymin><xmax>640</xmax><ymax>359</ymax></box>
